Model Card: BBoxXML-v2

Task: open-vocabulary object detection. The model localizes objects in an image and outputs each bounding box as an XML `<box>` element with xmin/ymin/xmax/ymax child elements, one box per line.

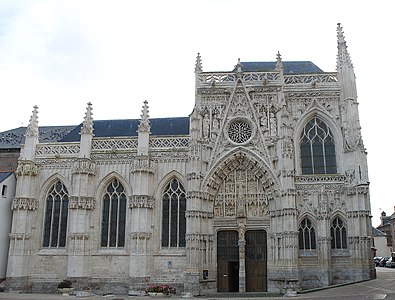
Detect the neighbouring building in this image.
<box><xmin>3</xmin><ymin>24</ymin><xmax>374</xmax><ymax>295</ymax></box>
<box><xmin>371</xmin><ymin>227</ymin><xmax>390</xmax><ymax>258</ymax></box>
<box><xmin>0</xmin><ymin>172</ymin><xmax>16</xmax><ymax>282</ymax></box>
<box><xmin>377</xmin><ymin>210</ymin><xmax>395</xmax><ymax>253</ymax></box>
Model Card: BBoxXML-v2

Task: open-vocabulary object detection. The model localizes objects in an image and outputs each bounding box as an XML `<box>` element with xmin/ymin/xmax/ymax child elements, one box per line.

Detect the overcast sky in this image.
<box><xmin>0</xmin><ymin>0</ymin><xmax>393</xmax><ymax>226</ymax></box>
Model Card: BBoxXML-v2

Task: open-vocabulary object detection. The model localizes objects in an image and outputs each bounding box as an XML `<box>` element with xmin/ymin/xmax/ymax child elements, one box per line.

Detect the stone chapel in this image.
<box><xmin>4</xmin><ymin>24</ymin><xmax>374</xmax><ymax>295</ymax></box>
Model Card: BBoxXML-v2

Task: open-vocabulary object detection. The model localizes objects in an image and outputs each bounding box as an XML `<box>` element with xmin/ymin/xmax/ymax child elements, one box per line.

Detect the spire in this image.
<box><xmin>25</xmin><ymin>105</ymin><xmax>39</xmax><ymax>138</ymax></box>
<box><xmin>138</xmin><ymin>100</ymin><xmax>150</xmax><ymax>133</ymax></box>
<box><xmin>195</xmin><ymin>53</ymin><xmax>203</xmax><ymax>73</ymax></box>
<box><xmin>275</xmin><ymin>51</ymin><xmax>284</xmax><ymax>71</ymax></box>
<box><xmin>80</xmin><ymin>102</ymin><xmax>94</xmax><ymax>135</ymax></box>
<box><xmin>336</xmin><ymin>23</ymin><xmax>353</xmax><ymax>71</ymax></box>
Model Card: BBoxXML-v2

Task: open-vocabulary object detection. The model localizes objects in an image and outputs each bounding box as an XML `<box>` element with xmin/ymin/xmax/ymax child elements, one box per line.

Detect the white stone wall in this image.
<box><xmin>0</xmin><ymin>174</ymin><xmax>15</xmax><ymax>280</ymax></box>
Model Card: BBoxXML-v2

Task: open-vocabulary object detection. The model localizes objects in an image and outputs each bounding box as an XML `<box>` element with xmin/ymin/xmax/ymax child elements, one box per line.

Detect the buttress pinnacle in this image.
<box><xmin>80</xmin><ymin>102</ymin><xmax>94</xmax><ymax>135</ymax></box>
<box><xmin>25</xmin><ymin>105</ymin><xmax>39</xmax><ymax>137</ymax></box>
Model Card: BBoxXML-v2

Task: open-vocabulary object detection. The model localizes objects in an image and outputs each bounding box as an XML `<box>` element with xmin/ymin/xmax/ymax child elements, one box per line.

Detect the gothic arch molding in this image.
<box><xmin>39</xmin><ymin>173</ymin><xmax>71</xmax><ymax>206</ymax></box>
<box><xmin>203</xmin><ymin>148</ymin><xmax>280</xmax><ymax>203</ymax></box>
<box><xmin>294</xmin><ymin>107</ymin><xmax>344</xmax><ymax>175</ymax></box>
<box><xmin>96</xmin><ymin>171</ymin><xmax>132</xmax><ymax>201</ymax></box>
<box><xmin>154</xmin><ymin>170</ymin><xmax>186</xmax><ymax>201</ymax></box>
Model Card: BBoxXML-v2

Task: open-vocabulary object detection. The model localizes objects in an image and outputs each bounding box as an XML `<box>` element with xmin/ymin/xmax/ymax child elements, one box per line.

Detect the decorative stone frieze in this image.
<box><xmin>69</xmin><ymin>196</ymin><xmax>95</xmax><ymax>210</ymax></box>
<box><xmin>295</xmin><ymin>175</ymin><xmax>346</xmax><ymax>183</ymax></box>
<box><xmin>68</xmin><ymin>233</ymin><xmax>90</xmax><ymax>240</ymax></box>
<box><xmin>16</xmin><ymin>160</ymin><xmax>39</xmax><ymax>176</ymax></box>
<box><xmin>9</xmin><ymin>233</ymin><xmax>31</xmax><ymax>240</ymax></box>
<box><xmin>346</xmin><ymin>210</ymin><xmax>371</xmax><ymax>218</ymax></box>
<box><xmin>186</xmin><ymin>191</ymin><xmax>208</xmax><ymax>200</ymax></box>
<box><xmin>130</xmin><ymin>156</ymin><xmax>155</xmax><ymax>173</ymax></box>
<box><xmin>129</xmin><ymin>195</ymin><xmax>155</xmax><ymax>208</ymax></box>
<box><xmin>72</xmin><ymin>158</ymin><xmax>97</xmax><ymax>175</ymax></box>
<box><xmin>11</xmin><ymin>197</ymin><xmax>38</xmax><ymax>210</ymax></box>
<box><xmin>269</xmin><ymin>208</ymin><xmax>298</xmax><ymax>217</ymax></box>
<box><xmin>185</xmin><ymin>210</ymin><xmax>213</xmax><ymax>218</ymax></box>
<box><xmin>186</xmin><ymin>172</ymin><xmax>203</xmax><ymax>180</ymax></box>
<box><xmin>346</xmin><ymin>185</ymin><xmax>369</xmax><ymax>195</ymax></box>
<box><xmin>130</xmin><ymin>232</ymin><xmax>152</xmax><ymax>240</ymax></box>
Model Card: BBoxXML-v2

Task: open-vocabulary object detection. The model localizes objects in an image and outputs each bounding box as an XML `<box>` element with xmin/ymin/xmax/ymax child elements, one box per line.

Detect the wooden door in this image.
<box><xmin>245</xmin><ymin>230</ymin><xmax>267</xmax><ymax>292</ymax></box>
<box><xmin>217</xmin><ymin>231</ymin><xmax>239</xmax><ymax>292</ymax></box>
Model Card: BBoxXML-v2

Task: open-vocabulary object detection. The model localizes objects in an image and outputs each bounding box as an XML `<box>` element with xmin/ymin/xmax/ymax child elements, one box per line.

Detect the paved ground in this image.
<box><xmin>0</xmin><ymin>267</ymin><xmax>394</xmax><ymax>300</ymax></box>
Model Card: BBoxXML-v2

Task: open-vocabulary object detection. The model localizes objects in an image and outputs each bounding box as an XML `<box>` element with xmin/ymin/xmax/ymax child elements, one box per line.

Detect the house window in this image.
<box><xmin>43</xmin><ymin>180</ymin><xmax>69</xmax><ymax>248</ymax></box>
<box><xmin>300</xmin><ymin>117</ymin><xmax>336</xmax><ymax>175</ymax></box>
<box><xmin>331</xmin><ymin>217</ymin><xmax>347</xmax><ymax>249</ymax></box>
<box><xmin>299</xmin><ymin>217</ymin><xmax>316</xmax><ymax>250</ymax></box>
<box><xmin>1</xmin><ymin>185</ymin><xmax>7</xmax><ymax>197</ymax></box>
<box><xmin>162</xmin><ymin>178</ymin><xmax>186</xmax><ymax>248</ymax></box>
<box><xmin>101</xmin><ymin>179</ymin><xmax>127</xmax><ymax>248</ymax></box>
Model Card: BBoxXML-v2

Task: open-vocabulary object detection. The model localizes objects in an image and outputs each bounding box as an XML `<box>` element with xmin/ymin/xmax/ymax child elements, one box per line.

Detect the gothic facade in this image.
<box><xmin>5</xmin><ymin>24</ymin><xmax>374</xmax><ymax>295</ymax></box>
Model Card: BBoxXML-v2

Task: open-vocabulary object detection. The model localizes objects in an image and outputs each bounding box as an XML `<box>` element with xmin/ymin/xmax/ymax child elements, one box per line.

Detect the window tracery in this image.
<box><xmin>162</xmin><ymin>178</ymin><xmax>186</xmax><ymax>248</ymax></box>
<box><xmin>330</xmin><ymin>216</ymin><xmax>347</xmax><ymax>249</ymax></box>
<box><xmin>43</xmin><ymin>180</ymin><xmax>69</xmax><ymax>248</ymax></box>
<box><xmin>300</xmin><ymin>117</ymin><xmax>336</xmax><ymax>175</ymax></box>
<box><xmin>101</xmin><ymin>179</ymin><xmax>127</xmax><ymax>248</ymax></box>
<box><xmin>227</xmin><ymin>119</ymin><xmax>253</xmax><ymax>144</ymax></box>
<box><xmin>298</xmin><ymin>217</ymin><xmax>316</xmax><ymax>250</ymax></box>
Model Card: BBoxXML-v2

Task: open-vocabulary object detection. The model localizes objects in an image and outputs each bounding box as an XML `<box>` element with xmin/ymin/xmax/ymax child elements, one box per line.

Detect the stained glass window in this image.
<box><xmin>162</xmin><ymin>178</ymin><xmax>186</xmax><ymax>248</ymax></box>
<box><xmin>331</xmin><ymin>217</ymin><xmax>347</xmax><ymax>249</ymax></box>
<box><xmin>298</xmin><ymin>217</ymin><xmax>316</xmax><ymax>250</ymax></box>
<box><xmin>43</xmin><ymin>180</ymin><xmax>69</xmax><ymax>248</ymax></box>
<box><xmin>101</xmin><ymin>179</ymin><xmax>127</xmax><ymax>248</ymax></box>
<box><xmin>300</xmin><ymin>117</ymin><xmax>337</xmax><ymax>175</ymax></box>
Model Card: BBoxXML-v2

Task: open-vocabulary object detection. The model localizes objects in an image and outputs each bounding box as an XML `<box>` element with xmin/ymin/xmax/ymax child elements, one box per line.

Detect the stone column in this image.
<box><xmin>237</xmin><ymin>220</ymin><xmax>246</xmax><ymax>293</ymax></box>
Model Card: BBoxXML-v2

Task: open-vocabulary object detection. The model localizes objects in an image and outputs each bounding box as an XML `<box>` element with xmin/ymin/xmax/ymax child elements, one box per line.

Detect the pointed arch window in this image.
<box><xmin>331</xmin><ymin>217</ymin><xmax>347</xmax><ymax>249</ymax></box>
<box><xmin>162</xmin><ymin>178</ymin><xmax>186</xmax><ymax>248</ymax></box>
<box><xmin>298</xmin><ymin>217</ymin><xmax>316</xmax><ymax>250</ymax></box>
<box><xmin>300</xmin><ymin>117</ymin><xmax>337</xmax><ymax>175</ymax></box>
<box><xmin>43</xmin><ymin>180</ymin><xmax>69</xmax><ymax>248</ymax></box>
<box><xmin>101</xmin><ymin>179</ymin><xmax>127</xmax><ymax>248</ymax></box>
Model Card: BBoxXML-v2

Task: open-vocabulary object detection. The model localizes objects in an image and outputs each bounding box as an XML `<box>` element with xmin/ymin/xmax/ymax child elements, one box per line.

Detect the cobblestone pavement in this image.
<box><xmin>0</xmin><ymin>267</ymin><xmax>395</xmax><ymax>300</ymax></box>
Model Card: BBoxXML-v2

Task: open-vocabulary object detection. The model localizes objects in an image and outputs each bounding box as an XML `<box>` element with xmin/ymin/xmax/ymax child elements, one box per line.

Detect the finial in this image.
<box><xmin>275</xmin><ymin>51</ymin><xmax>284</xmax><ymax>70</ymax></box>
<box><xmin>195</xmin><ymin>53</ymin><xmax>203</xmax><ymax>73</ymax></box>
<box><xmin>235</xmin><ymin>58</ymin><xmax>243</xmax><ymax>76</ymax></box>
<box><xmin>80</xmin><ymin>102</ymin><xmax>94</xmax><ymax>135</ymax></box>
<box><xmin>336</xmin><ymin>23</ymin><xmax>353</xmax><ymax>70</ymax></box>
<box><xmin>138</xmin><ymin>100</ymin><xmax>151</xmax><ymax>133</ymax></box>
<box><xmin>25</xmin><ymin>105</ymin><xmax>39</xmax><ymax>137</ymax></box>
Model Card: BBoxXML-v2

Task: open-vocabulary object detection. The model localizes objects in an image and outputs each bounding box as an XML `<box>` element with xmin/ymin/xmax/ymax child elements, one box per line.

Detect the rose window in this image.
<box><xmin>228</xmin><ymin>120</ymin><xmax>252</xmax><ymax>144</ymax></box>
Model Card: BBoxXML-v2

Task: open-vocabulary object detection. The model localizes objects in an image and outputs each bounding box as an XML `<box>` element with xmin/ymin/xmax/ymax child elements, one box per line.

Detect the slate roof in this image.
<box><xmin>372</xmin><ymin>227</ymin><xmax>387</xmax><ymax>237</ymax></box>
<box><xmin>0</xmin><ymin>172</ymin><xmax>14</xmax><ymax>183</ymax></box>
<box><xmin>0</xmin><ymin>126</ymin><xmax>77</xmax><ymax>149</ymax></box>
<box><xmin>61</xmin><ymin>117</ymin><xmax>190</xmax><ymax>142</ymax></box>
<box><xmin>236</xmin><ymin>61</ymin><xmax>323</xmax><ymax>74</ymax></box>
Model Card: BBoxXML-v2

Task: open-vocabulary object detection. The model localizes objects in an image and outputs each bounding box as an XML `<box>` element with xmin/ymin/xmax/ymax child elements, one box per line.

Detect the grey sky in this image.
<box><xmin>0</xmin><ymin>0</ymin><xmax>393</xmax><ymax>226</ymax></box>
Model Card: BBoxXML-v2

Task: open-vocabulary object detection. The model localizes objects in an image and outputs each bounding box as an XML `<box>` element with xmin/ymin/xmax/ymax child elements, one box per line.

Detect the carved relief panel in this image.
<box><xmin>214</xmin><ymin>164</ymin><xmax>268</xmax><ymax>218</ymax></box>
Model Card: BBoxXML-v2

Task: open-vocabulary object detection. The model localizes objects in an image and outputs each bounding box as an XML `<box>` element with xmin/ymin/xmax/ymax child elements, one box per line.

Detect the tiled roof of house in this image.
<box><xmin>0</xmin><ymin>172</ymin><xmax>14</xmax><ymax>183</ymax></box>
<box><xmin>372</xmin><ymin>227</ymin><xmax>387</xmax><ymax>236</ymax></box>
